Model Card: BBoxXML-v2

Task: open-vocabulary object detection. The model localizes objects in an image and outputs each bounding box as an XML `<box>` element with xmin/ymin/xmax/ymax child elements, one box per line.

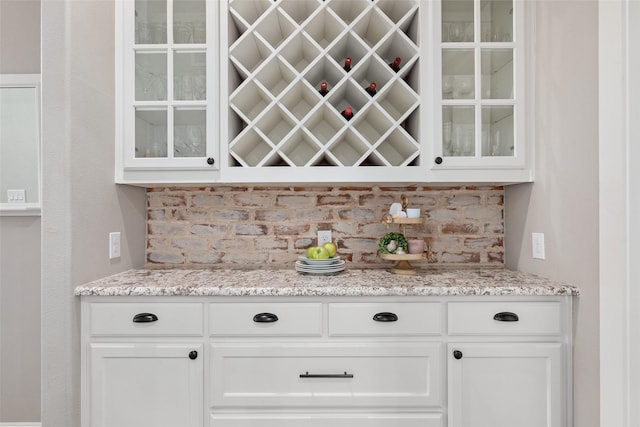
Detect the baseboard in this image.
<box><xmin>0</xmin><ymin>423</ymin><xmax>41</xmax><ymax>427</ymax></box>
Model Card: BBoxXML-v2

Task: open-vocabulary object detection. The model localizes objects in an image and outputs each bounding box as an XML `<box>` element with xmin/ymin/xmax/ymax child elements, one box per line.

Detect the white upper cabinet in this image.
<box><xmin>116</xmin><ymin>0</ymin><xmax>220</xmax><ymax>184</ymax></box>
<box><xmin>429</xmin><ymin>0</ymin><xmax>533</xmax><ymax>183</ymax></box>
<box><xmin>116</xmin><ymin>0</ymin><xmax>532</xmax><ymax>185</ymax></box>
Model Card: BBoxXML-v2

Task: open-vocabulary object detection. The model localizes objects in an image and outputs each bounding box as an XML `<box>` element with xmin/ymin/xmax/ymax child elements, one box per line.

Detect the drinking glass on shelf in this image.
<box><xmin>174</xmin><ymin>23</ymin><xmax>193</xmax><ymax>43</ymax></box>
<box><xmin>442</xmin><ymin>121</ymin><xmax>452</xmax><ymax>152</ymax></box>
<box><xmin>442</xmin><ymin>75</ymin><xmax>454</xmax><ymax>99</ymax></box>
<box><xmin>149</xmin><ymin>22</ymin><xmax>167</xmax><ymax>44</ymax></box>
<box><xmin>461</xmin><ymin>127</ymin><xmax>474</xmax><ymax>156</ymax></box>
<box><xmin>454</xmin><ymin>76</ymin><xmax>473</xmax><ymax>99</ymax></box>
<box><xmin>193</xmin><ymin>22</ymin><xmax>206</xmax><ymax>43</ymax></box>
<box><xmin>448</xmin><ymin>22</ymin><xmax>465</xmax><ymax>42</ymax></box>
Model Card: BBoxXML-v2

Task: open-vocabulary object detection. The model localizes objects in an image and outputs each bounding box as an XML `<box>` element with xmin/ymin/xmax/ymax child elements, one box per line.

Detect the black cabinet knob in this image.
<box><xmin>253</xmin><ymin>312</ymin><xmax>279</xmax><ymax>323</ymax></box>
<box><xmin>189</xmin><ymin>350</ymin><xmax>198</xmax><ymax>360</ymax></box>
<box><xmin>206</xmin><ymin>157</ymin><xmax>215</xmax><ymax>165</ymax></box>
<box><xmin>435</xmin><ymin>156</ymin><xmax>443</xmax><ymax>164</ymax></box>
<box><xmin>453</xmin><ymin>350</ymin><xmax>463</xmax><ymax>360</ymax></box>
<box><xmin>372</xmin><ymin>312</ymin><xmax>398</xmax><ymax>322</ymax></box>
<box><xmin>493</xmin><ymin>312</ymin><xmax>519</xmax><ymax>322</ymax></box>
<box><xmin>132</xmin><ymin>313</ymin><xmax>158</xmax><ymax>323</ymax></box>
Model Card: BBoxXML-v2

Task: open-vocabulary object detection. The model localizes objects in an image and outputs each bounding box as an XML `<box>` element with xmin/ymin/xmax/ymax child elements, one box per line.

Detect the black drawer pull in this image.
<box><xmin>373</xmin><ymin>312</ymin><xmax>398</xmax><ymax>322</ymax></box>
<box><xmin>300</xmin><ymin>372</ymin><xmax>354</xmax><ymax>379</ymax></box>
<box><xmin>188</xmin><ymin>350</ymin><xmax>198</xmax><ymax>360</ymax></box>
<box><xmin>493</xmin><ymin>312</ymin><xmax>519</xmax><ymax>322</ymax></box>
<box><xmin>253</xmin><ymin>312</ymin><xmax>279</xmax><ymax>323</ymax></box>
<box><xmin>132</xmin><ymin>313</ymin><xmax>158</xmax><ymax>323</ymax></box>
<box><xmin>453</xmin><ymin>350</ymin><xmax>463</xmax><ymax>359</ymax></box>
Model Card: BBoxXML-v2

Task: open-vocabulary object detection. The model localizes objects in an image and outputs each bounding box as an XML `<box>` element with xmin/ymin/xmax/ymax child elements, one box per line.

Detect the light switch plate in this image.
<box><xmin>7</xmin><ymin>189</ymin><xmax>26</xmax><ymax>203</ymax></box>
<box><xmin>532</xmin><ymin>232</ymin><xmax>545</xmax><ymax>259</ymax></box>
<box><xmin>109</xmin><ymin>232</ymin><xmax>121</xmax><ymax>259</ymax></box>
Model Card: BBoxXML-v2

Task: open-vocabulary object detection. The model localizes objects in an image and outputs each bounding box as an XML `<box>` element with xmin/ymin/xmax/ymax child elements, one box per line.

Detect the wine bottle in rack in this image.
<box><xmin>365</xmin><ymin>82</ymin><xmax>377</xmax><ymax>96</ymax></box>
<box><xmin>341</xmin><ymin>106</ymin><xmax>354</xmax><ymax>121</ymax></box>
<box><xmin>389</xmin><ymin>57</ymin><xmax>402</xmax><ymax>72</ymax></box>
<box><xmin>319</xmin><ymin>81</ymin><xmax>329</xmax><ymax>96</ymax></box>
<box><xmin>343</xmin><ymin>57</ymin><xmax>352</xmax><ymax>72</ymax></box>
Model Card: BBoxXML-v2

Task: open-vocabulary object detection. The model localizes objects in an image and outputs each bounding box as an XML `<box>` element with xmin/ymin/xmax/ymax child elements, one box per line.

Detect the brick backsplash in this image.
<box><xmin>146</xmin><ymin>185</ymin><xmax>504</xmax><ymax>267</ymax></box>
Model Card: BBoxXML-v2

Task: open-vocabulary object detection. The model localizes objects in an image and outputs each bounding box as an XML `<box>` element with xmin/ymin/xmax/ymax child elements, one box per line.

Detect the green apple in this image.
<box><xmin>322</xmin><ymin>242</ymin><xmax>337</xmax><ymax>257</ymax></box>
<box><xmin>306</xmin><ymin>246</ymin><xmax>330</xmax><ymax>259</ymax></box>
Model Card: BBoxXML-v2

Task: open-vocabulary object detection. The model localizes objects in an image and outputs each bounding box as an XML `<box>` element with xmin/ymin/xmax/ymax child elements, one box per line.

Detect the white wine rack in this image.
<box><xmin>225</xmin><ymin>0</ymin><xmax>422</xmax><ymax>173</ymax></box>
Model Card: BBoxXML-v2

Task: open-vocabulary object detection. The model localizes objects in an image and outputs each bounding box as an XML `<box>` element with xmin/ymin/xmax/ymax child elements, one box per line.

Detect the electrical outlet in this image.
<box><xmin>317</xmin><ymin>230</ymin><xmax>332</xmax><ymax>246</ymax></box>
<box><xmin>532</xmin><ymin>232</ymin><xmax>545</xmax><ymax>260</ymax></box>
<box><xmin>109</xmin><ymin>232</ymin><xmax>121</xmax><ymax>259</ymax></box>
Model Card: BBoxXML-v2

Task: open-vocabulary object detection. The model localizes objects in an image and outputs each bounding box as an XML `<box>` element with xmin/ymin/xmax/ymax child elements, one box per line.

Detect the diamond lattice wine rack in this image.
<box><xmin>223</xmin><ymin>0</ymin><xmax>424</xmax><ymax>181</ymax></box>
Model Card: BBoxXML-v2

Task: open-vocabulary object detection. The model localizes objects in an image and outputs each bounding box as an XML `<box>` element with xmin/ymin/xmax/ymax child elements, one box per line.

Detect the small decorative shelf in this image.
<box><xmin>378</xmin><ymin>196</ymin><xmax>427</xmax><ymax>275</ymax></box>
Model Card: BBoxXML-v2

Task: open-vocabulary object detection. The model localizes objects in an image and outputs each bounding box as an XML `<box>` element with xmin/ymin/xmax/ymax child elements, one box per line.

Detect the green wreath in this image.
<box><xmin>378</xmin><ymin>232</ymin><xmax>408</xmax><ymax>254</ymax></box>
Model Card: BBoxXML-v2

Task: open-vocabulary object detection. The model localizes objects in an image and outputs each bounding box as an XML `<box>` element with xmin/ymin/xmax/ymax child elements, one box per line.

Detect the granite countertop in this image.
<box><xmin>75</xmin><ymin>267</ymin><xmax>579</xmax><ymax>297</ymax></box>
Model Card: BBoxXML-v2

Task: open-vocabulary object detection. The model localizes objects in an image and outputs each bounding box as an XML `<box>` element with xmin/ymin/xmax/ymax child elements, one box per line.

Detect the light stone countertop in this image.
<box><xmin>75</xmin><ymin>267</ymin><xmax>579</xmax><ymax>297</ymax></box>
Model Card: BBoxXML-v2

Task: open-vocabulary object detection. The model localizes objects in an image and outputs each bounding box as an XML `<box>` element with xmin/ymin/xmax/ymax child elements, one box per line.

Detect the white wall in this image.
<box><xmin>505</xmin><ymin>1</ymin><xmax>600</xmax><ymax>426</ymax></box>
<box><xmin>0</xmin><ymin>0</ymin><xmax>41</xmax><ymax>422</ymax></box>
<box><xmin>40</xmin><ymin>1</ymin><xmax>147</xmax><ymax>426</ymax></box>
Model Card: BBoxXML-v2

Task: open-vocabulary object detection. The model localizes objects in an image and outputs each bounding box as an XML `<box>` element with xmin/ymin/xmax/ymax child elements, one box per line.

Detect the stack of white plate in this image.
<box><xmin>295</xmin><ymin>256</ymin><xmax>345</xmax><ymax>275</ymax></box>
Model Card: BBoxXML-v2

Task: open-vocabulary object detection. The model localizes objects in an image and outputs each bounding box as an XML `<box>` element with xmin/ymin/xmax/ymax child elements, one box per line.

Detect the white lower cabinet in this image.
<box><xmin>81</xmin><ymin>296</ymin><xmax>572</xmax><ymax>427</ymax></box>
<box><xmin>447</xmin><ymin>343</ymin><xmax>565</xmax><ymax>427</ymax></box>
<box><xmin>88</xmin><ymin>343</ymin><xmax>203</xmax><ymax>427</ymax></box>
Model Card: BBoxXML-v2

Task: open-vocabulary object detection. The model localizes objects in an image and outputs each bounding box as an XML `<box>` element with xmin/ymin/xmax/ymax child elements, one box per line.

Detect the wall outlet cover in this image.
<box><xmin>532</xmin><ymin>232</ymin><xmax>545</xmax><ymax>260</ymax></box>
<box><xmin>317</xmin><ymin>230</ymin><xmax>332</xmax><ymax>246</ymax></box>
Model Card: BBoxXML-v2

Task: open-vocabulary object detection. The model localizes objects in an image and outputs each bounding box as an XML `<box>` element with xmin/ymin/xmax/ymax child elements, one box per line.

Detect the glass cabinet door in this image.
<box><xmin>438</xmin><ymin>0</ymin><xmax>523</xmax><ymax>166</ymax></box>
<box><xmin>124</xmin><ymin>0</ymin><xmax>216</xmax><ymax>168</ymax></box>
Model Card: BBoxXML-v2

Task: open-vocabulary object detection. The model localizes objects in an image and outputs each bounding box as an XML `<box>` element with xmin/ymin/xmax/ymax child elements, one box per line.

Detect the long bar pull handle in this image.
<box><xmin>300</xmin><ymin>372</ymin><xmax>354</xmax><ymax>378</ymax></box>
<box><xmin>493</xmin><ymin>312</ymin><xmax>519</xmax><ymax>322</ymax></box>
<box><xmin>132</xmin><ymin>313</ymin><xmax>158</xmax><ymax>323</ymax></box>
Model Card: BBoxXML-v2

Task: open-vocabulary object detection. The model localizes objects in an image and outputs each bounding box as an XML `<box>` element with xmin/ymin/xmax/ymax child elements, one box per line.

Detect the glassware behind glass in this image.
<box><xmin>480</xmin><ymin>0</ymin><xmax>513</xmax><ymax>42</ymax></box>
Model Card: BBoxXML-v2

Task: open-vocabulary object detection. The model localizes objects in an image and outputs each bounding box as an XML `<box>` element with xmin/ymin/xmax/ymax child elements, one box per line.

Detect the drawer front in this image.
<box><xmin>89</xmin><ymin>303</ymin><xmax>203</xmax><ymax>336</ymax></box>
<box><xmin>329</xmin><ymin>302</ymin><xmax>442</xmax><ymax>336</ymax></box>
<box><xmin>448</xmin><ymin>301</ymin><xmax>563</xmax><ymax>335</ymax></box>
<box><xmin>211</xmin><ymin>413</ymin><xmax>443</xmax><ymax>427</ymax></box>
<box><xmin>211</xmin><ymin>343</ymin><xmax>442</xmax><ymax>408</ymax></box>
<box><xmin>209</xmin><ymin>303</ymin><xmax>322</xmax><ymax>336</ymax></box>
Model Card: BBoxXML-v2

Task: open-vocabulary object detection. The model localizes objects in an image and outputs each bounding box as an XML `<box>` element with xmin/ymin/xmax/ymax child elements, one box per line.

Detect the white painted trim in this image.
<box><xmin>0</xmin><ymin>423</ymin><xmax>42</xmax><ymax>426</ymax></box>
<box><xmin>599</xmin><ymin>0</ymin><xmax>640</xmax><ymax>426</ymax></box>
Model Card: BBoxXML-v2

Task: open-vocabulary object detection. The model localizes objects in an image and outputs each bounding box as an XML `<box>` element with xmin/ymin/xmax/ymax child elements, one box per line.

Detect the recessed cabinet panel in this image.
<box><xmin>448</xmin><ymin>343</ymin><xmax>564</xmax><ymax>427</ymax></box>
<box><xmin>90</xmin><ymin>343</ymin><xmax>203</xmax><ymax>427</ymax></box>
<box><xmin>447</xmin><ymin>301</ymin><xmax>563</xmax><ymax>335</ymax></box>
<box><xmin>209</xmin><ymin>302</ymin><xmax>323</xmax><ymax>336</ymax></box>
<box><xmin>328</xmin><ymin>302</ymin><xmax>442</xmax><ymax>336</ymax></box>
<box><xmin>211</xmin><ymin>343</ymin><xmax>442</xmax><ymax>408</ymax></box>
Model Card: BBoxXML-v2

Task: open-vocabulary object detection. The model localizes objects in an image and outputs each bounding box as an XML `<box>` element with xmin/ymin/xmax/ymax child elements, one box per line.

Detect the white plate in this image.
<box><xmin>295</xmin><ymin>262</ymin><xmax>346</xmax><ymax>275</ymax></box>
<box><xmin>297</xmin><ymin>256</ymin><xmax>341</xmax><ymax>265</ymax></box>
<box><xmin>296</xmin><ymin>260</ymin><xmax>345</xmax><ymax>271</ymax></box>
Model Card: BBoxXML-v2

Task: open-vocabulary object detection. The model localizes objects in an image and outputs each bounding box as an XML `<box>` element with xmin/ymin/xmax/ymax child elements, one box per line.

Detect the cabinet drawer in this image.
<box><xmin>329</xmin><ymin>302</ymin><xmax>442</xmax><ymax>336</ymax></box>
<box><xmin>209</xmin><ymin>303</ymin><xmax>322</xmax><ymax>336</ymax></box>
<box><xmin>448</xmin><ymin>302</ymin><xmax>563</xmax><ymax>335</ymax></box>
<box><xmin>211</xmin><ymin>343</ymin><xmax>442</xmax><ymax>408</ymax></box>
<box><xmin>211</xmin><ymin>413</ymin><xmax>443</xmax><ymax>427</ymax></box>
<box><xmin>89</xmin><ymin>303</ymin><xmax>203</xmax><ymax>336</ymax></box>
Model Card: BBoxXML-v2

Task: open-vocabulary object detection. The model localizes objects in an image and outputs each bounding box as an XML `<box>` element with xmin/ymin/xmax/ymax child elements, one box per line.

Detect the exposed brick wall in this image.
<box><xmin>146</xmin><ymin>185</ymin><xmax>504</xmax><ymax>267</ymax></box>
